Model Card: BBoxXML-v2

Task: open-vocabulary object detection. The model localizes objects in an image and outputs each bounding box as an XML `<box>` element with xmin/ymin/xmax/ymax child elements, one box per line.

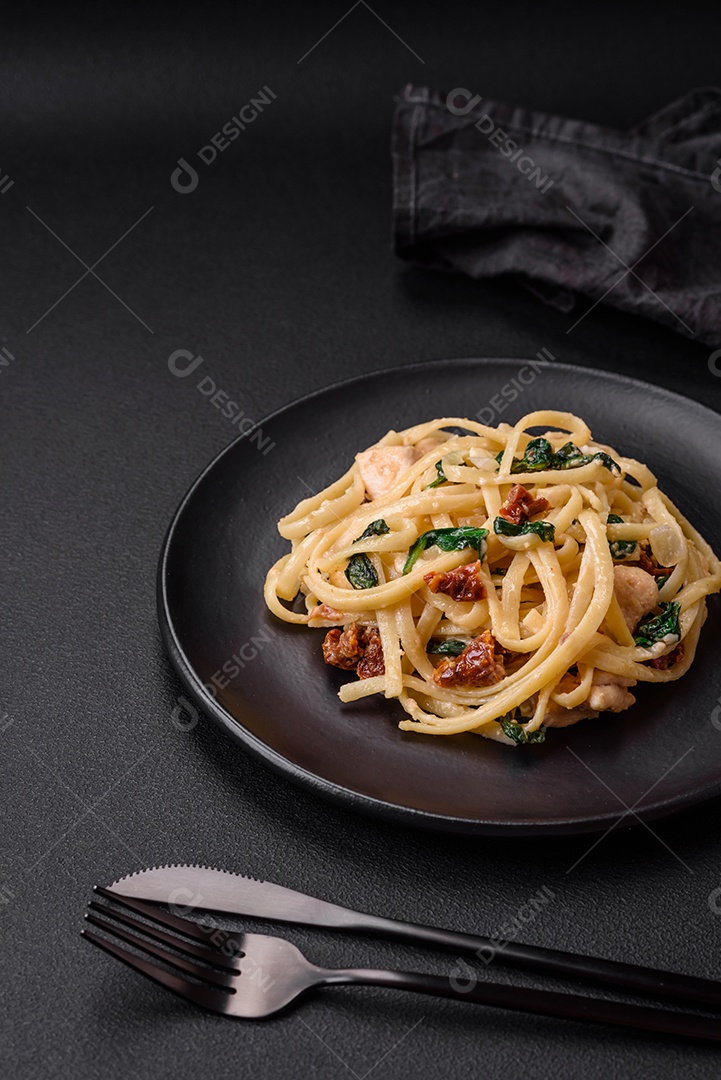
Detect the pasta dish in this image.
<box><xmin>264</xmin><ymin>411</ymin><xmax>721</xmax><ymax>745</ymax></box>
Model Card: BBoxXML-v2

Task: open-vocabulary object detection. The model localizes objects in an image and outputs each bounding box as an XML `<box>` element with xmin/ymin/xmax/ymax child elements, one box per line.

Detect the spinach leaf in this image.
<box><xmin>402</xmin><ymin>527</ymin><xmax>488</xmax><ymax>575</ymax></box>
<box><xmin>500</xmin><ymin>438</ymin><xmax>620</xmax><ymax>475</ymax></box>
<box><xmin>522</xmin><ymin>437</ymin><xmax>555</xmax><ymax>471</ymax></box>
<box><xmin>497</xmin><ymin>437</ymin><xmax>552</xmax><ymax>474</ymax></box>
<box><xmin>426</xmin><ymin>460</ymin><xmax>447</xmax><ymax>488</ymax></box>
<box><xmin>426</xmin><ymin>639</ymin><xmax>467</xmax><ymax>656</ymax></box>
<box><xmin>346</xmin><ymin>519</ymin><xmax>391</xmax><ymax>583</ymax></box>
<box><xmin>549</xmin><ymin>441</ymin><xmax>588</xmax><ymax>469</ymax></box>
<box><xmin>552</xmin><ymin>441</ymin><xmax>620</xmax><ymax>474</ymax></box>
<box><xmin>656</xmin><ymin>574</ymin><xmax>670</xmax><ymax>590</ymax></box>
<box><xmin>354</xmin><ymin>519</ymin><xmax>390</xmax><ymax>542</ymax></box>
<box><xmin>634</xmin><ymin>601</ymin><xmax>681</xmax><ymax>647</ymax></box>
<box><xmin>594</xmin><ymin>451</ymin><xmax>621</xmax><ymax>473</ymax></box>
<box><xmin>345</xmin><ymin>553</ymin><xmax>378</xmax><ymax>589</ymax></box>
<box><xmin>499</xmin><ymin>716</ymin><xmax>546</xmax><ymax>745</ymax></box>
<box><xmin>494</xmin><ymin>517</ymin><xmax>556</xmax><ymax>544</ymax></box>
<box><xmin>607</xmin><ymin>513</ymin><xmax>637</xmax><ymax>560</ymax></box>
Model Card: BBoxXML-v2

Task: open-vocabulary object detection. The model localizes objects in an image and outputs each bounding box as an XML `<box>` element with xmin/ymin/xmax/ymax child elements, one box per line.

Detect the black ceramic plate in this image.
<box><xmin>158</xmin><ymin>359</ymin><xmax>721</xmax><ymax>835</ymax></box>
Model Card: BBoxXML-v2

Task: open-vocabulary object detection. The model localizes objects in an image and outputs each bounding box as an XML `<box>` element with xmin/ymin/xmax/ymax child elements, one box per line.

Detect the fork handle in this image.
<box><xmin>349</xmin><ymin>914</ymin><xmax>721</xmax><ymax>1012</ymax></box>
<box><xmin>322</xmin><ymin>968</ymin><xmax>721</xmax><ymax>1043</ymax></box>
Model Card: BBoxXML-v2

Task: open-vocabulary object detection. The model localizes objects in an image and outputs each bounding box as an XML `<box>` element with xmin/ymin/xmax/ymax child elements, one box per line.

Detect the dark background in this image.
<box><xmin>3</xmin><ymin>3</ymin><xmax>721</xmax><ymax>1077</ymax></box>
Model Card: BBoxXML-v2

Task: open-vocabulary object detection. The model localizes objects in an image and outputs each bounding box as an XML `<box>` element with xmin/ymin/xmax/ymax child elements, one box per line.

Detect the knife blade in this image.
<box><xmin>107</xmin><ymin>864</ymin><xmax>387</xmax><ymax>932</ymax></box>
<box><xmin>106</xmin><ymin>864</ymin><xmax>721</xmax><ymax>1012</ymax></box>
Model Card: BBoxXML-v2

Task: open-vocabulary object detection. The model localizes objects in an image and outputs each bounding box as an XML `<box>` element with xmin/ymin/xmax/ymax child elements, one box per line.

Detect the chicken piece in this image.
<box><xmin>543</xmin><ymin>670</ymin><xmax>636</xmax><ymax>728</ymax></box>
<box><xmin>586</xmin><ymin>670</ymin><xmax>637</xmax><ymax>712</ymax></box>
<box><xmin>321</xmin><ymin>623</ymin><xmax>385</xmax><ymax>679</ymax></box>
<box><xmin>542</xmin><ymin>702</ymin><xmax>598</xmax><ymax>728</ymax></box>
<box><xmin>432</xmin><ymin>630</ymin><xmax>505</xmax><ymax>688</ymax></box>
<box><xmin>423</xmin><ymin>560</ymin><xmax>486</xmax><ymax>602</ymax></box>
<box><xmin>499</xmin><ymin>484</ymin><xmax>550</xmax><ymax>525</ymax></box>
<box><xmin>356</xmin><ymin>446</ymin><xmax>421</xmax><ymax>500</ymax></box>
<box><xmin>415</xmin><ymin>435</ymin><xmax>446</xmax><ymax>456</ymax></box>
<box><xmin>613</xmin><ymin>565</ymin><xmax>659</xmax><ymax>632</ymax></box>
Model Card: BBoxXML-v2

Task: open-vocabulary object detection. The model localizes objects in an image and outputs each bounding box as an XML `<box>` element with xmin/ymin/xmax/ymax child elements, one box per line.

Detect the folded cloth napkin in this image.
<box><xmin>392</xmin><ymin>85</ymin><xmax>721</xmax><ymax>346</ymax></box>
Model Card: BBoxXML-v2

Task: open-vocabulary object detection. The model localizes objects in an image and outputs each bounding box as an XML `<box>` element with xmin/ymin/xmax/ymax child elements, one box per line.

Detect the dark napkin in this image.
<box><xmin>392</xmin><ymin>85</ymin><xmax>721</xmax><ymax>346</ymax></box>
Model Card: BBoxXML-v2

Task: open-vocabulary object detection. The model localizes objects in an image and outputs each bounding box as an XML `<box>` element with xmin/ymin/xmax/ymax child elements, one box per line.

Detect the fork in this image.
<box><xmin>82</xmin><ymin>889</ymin><xmax>721</xmax><ymax>1042</ymax></box>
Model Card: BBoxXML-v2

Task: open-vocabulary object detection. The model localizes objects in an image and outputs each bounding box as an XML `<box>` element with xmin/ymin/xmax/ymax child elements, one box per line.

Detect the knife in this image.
<box><xmin>107</xmin><ymin>864</ymin><xmax>721</xmax><ymax>1012</ymax></box>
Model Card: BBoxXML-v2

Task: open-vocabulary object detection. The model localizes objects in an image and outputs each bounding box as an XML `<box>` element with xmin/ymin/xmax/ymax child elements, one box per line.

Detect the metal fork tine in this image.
<box><xmin>87</xmin><ymin>900</ymin><xmax>240</xmax><ymax>974</ymax></box>
<box><xmin>84</xmin><ymin>912</ymin><xmax>233</xmax><ymax>989</ymax></box>
<box><xmin>81</xmin><ymin>929</ymin><xmax>230</xmax><ymax>1014</ymax></box>
<box><xmin>93</xmin><ymin>886</ymin><xmax>220</xmax><ymax>944</ymax></box>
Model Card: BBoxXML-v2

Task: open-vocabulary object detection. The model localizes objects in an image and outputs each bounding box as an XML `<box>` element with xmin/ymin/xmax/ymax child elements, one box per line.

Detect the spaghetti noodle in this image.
<box><xmin>264</xmin><ymin>411</ymin><xmax>721</xmax><ymax>745</ymax></box>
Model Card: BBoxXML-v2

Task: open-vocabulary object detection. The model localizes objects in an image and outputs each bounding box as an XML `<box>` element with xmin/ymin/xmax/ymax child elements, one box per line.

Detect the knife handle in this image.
<box><xmin>353</xmin><ymin>914</ymin><xmax>721</xmax><ymax>1012</ymax></box>
<box><xmin>323</xmin><ymin>966</ymin><xmax>721</xmax><ymax>1043</ymax></box>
